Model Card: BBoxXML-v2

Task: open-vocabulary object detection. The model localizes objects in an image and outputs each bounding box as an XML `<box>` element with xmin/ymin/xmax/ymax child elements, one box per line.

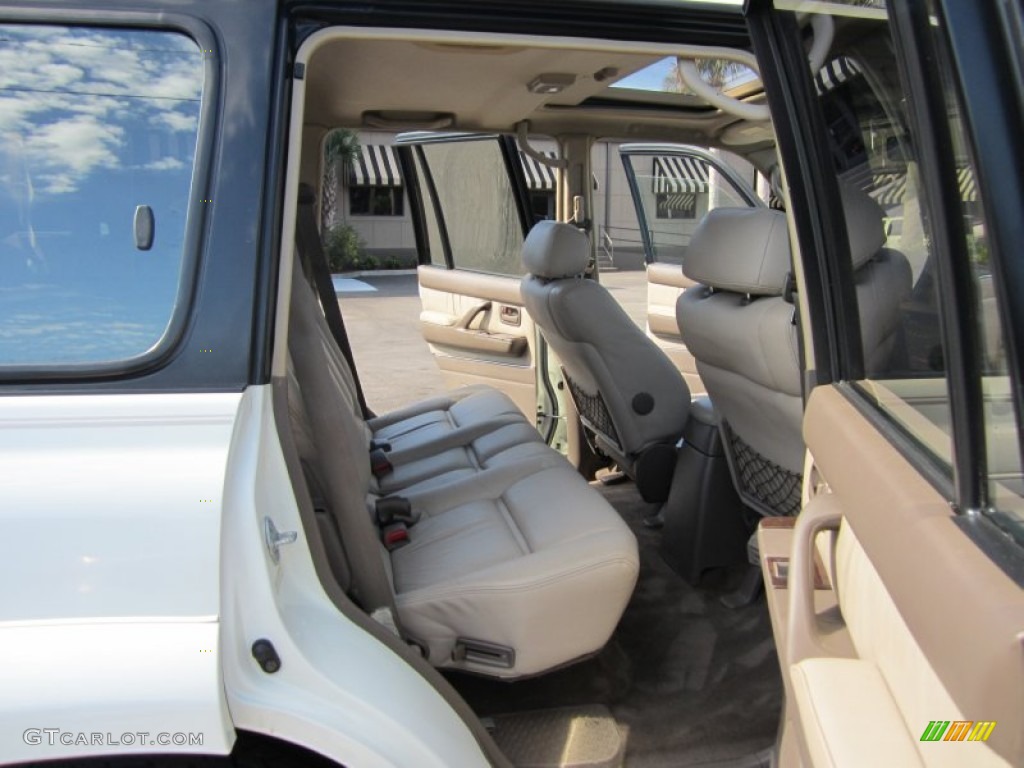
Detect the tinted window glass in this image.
<box><xmin>798</xmin><ymin>22</ymin><xmax>954</xmax><ymax>465</ymax></box>
<box><xmin>0</xmin><ymin>25</ymin><xmax>204</xmax><ymax>366</ymax></box>
<box><xmin>417</xmin><ymin>139</ymin><xmax>524</xmax><ymax>276</ymax></box>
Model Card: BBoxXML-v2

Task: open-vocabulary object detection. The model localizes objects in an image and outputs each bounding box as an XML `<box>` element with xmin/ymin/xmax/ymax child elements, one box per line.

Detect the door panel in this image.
<box><xmin>618</xmin><ymin>145</ymin><xmax>762</xmax><ymax>394</ymax></box>
<box><xmin>398</xmin><ymin>134</ymin><xmax>540</xmax><ymax>421</ymax></box>
<box><xmin>779</xmin><ymin>387</ymin><xmax>1022</xmax><ymax>767</ymax></box>
<box><xmin>645</xmin><ymin>261</ymin><xmax>701</xmax><ymax>394</ymax></box>
<box><xmin>417</xmin><ymin>266</ymin><xmax>536</xmax><ymax>419</ymax></box>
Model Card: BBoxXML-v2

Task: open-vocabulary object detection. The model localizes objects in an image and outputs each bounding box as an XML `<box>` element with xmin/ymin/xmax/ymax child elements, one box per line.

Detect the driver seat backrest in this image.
<box><xmin>520</xmin><ymin>221</ymin><xmax>691</xmax><ymax>502</ymax></box>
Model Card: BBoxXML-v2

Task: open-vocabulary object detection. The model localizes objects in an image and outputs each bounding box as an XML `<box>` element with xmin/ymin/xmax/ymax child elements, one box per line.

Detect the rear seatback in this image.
<box><xmin>285</xmin><ymin>259</ymin><xmax>640</xmax><ymax>678</ymax></box>
<box><xmin>295</xmin><ymin>261</ymin><xmax>554</xmax><ymax>496</ymax></box>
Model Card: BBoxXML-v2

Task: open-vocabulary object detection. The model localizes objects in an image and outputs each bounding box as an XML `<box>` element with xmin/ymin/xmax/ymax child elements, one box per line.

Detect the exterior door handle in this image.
<box><xmin>264</xmin><ymin>516</ymin><xmax>297</xmax><ymax>564</ymax></box>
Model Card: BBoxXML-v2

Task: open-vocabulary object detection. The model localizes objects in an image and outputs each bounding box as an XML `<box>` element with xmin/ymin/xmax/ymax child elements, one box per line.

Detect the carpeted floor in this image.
<box><xmin>446</xmin><ymin>481</ymin><xmax>783</xmax><ymax>767</ymax></box>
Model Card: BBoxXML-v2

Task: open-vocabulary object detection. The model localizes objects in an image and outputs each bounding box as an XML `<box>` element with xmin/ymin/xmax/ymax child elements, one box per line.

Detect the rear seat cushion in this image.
<box><xmin>377</xmin><ymin>422</ymin><xmax>554</xmax><ymax>496</ymax></box>
<box><xmin>392</xmin><ymin>463</ymin><xmax>639</xmax><ymax>678</ymax></box>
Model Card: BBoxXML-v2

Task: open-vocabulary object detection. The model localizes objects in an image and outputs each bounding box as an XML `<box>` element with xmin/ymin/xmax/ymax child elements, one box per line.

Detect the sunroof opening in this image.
<box><xmin>613</xmin><ymin>56</ymin><xmax>759</xmax><ymax>95</ymax></box>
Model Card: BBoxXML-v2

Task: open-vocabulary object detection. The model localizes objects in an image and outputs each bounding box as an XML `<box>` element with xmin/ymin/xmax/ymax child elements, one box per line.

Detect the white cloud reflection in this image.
<box><xmin>0</xmin><ymin>26</ymin><xmax>202</xmax><ymax>196</ymax></box>
<box><xmin>0</xmin><ymin>26</ymin><xmax>203</xmax><ymax>365</ymax></box>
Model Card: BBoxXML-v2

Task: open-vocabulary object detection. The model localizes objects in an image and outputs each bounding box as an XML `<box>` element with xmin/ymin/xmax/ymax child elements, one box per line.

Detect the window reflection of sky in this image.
<box><xmin>0</xmin><ymin>25</ymin><xmax>202</xmax><ymax>365</ymax></box>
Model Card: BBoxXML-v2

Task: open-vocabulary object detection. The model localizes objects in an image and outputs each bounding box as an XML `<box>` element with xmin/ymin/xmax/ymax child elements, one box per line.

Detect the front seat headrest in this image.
<box><xmin>522</xmin><ymin>220</ymin><xmax>590</xmax><ymax>279</ymax></box>
<box><xmin>683</xmin><ymin>208</ymin><xmax>791</xmax><ymax>296</ymax></box>
<box><xmin>839</xmin><ymin>182</ymin><xmax>886</xmax><ymax>270</ymax></box>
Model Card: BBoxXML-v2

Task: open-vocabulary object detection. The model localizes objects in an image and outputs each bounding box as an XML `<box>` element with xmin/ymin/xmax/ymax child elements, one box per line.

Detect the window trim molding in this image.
<box><xmin>396</xmin><ymin>133</ymin><xmax>531</xmax><ymax>277</ymax></box>
<box><xmin>887</xmin><ymin>0</ymin><xmax>988</xmax><ymax>511</ymax></box>
<box><xmin>0</xmin><ymin>11</ymin><xmax>219</xmax><ymax>383</ymax></box>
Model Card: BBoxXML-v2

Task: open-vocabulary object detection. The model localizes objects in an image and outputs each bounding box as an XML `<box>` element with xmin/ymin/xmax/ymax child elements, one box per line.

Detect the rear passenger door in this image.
<box><xmin>748</xmin><ymin>2</ymin><xmax>1024</xmax><ymax>765</ymax></box>
<box><xmin>394</xmin><ymin>134</ymin><xmax>545</xmax><ymax>425</ymax></box>
<box><xmin>619</xmin><ymin>145</ymin><xmax>762</xmax><ymax>395</ymax></box>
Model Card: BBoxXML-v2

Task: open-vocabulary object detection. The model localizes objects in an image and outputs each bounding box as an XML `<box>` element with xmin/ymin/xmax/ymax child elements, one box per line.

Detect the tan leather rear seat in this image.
<box><xmin>286</xmin><ymin>259</ymin><xmax>639</xmax><ymax>678</ymax></box>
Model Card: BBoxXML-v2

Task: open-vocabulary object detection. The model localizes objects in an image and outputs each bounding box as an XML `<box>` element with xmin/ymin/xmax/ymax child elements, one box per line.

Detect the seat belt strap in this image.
<box><xmin>295</xmin><ymin>182</ymin><xmax>372</xmax><ymax>420</ymax></box>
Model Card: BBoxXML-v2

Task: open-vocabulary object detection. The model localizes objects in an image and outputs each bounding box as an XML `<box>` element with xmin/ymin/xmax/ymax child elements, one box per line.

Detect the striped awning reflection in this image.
<box><xmin>519</xmin><ymin>150</ymin><xmax>558</xmax><ymax>191</ymax></box>
<box><xmin>349</xmin><ymin>145</ymin><xmax>403</xmax><ymax>187</ymax></box>
<box><xmin>652</xmin><ymin>156</ymin><xmax>709</xmax><ymax>194</ymax></box>
<box><xmin>956</xmin><ymin>167</ymin><xmax>977</xmax><ymax>202</ymax></box>
<box><xmin>814</xmin><ymin>56</ymin><xmax>863</xmax><ymax>95</ymax></box>
<box><xmin>871</xmin><ymin>172</ymin><xmax>908</xmax><ymax>207</ymax></box>
<box><xmin>864</xmin><ymin>167</ymin><xmax>979</xmax><ymax>207</ymax></box>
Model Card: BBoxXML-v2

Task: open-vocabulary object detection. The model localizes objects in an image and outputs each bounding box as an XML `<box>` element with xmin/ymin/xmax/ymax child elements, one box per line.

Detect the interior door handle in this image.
<box><xmin>455</xmin><ymin>301</ymin><xmax>492</xmax><ymax>330</ymax></box>
<box><xmin>500</xmin><ymin>305</ymin><xmax>521</xmax><ymax>326</ymax></box>
<box><xmin>786</xmin><ymin>494</ymin><xmax>848</xmax><ymax>666</ymax></box>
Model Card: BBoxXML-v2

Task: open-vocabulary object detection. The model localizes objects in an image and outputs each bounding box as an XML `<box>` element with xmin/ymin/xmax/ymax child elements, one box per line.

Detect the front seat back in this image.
<box><xmin>677</xmin><ymin>187</ymin><xmax>912</xmax><ymax>517</ymax></box>
<box><xmin>676</xmin><ymin>207</ymin><xmax>803</xmax><ymax>516</ymax></box>
<box><xmin>521</xmin><ymin>221</ymin><xmax>691</xmax><ymax>502</ymax></box>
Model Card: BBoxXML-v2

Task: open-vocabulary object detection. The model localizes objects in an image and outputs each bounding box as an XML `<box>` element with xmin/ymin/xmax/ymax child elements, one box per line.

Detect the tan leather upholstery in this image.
<box><xmin>392</xmin><ymin>461</ymin><xmax>639</xmax><ymax>676</ymax></box>
<box><xmin>683</xmin><ymin>207</ymin><xmax>792</xmax><ymax>296</ymax></box>
<box><xmin>286</xmin><ymin>259</ymin><xmax>639</xmax><ymax>678</ymax></box>
<box><xmin>521</xmin><ymin>221</ymin><xmax>690</xmax><ymax>500</ymax></box>
<box><xmin>789</xmin><ymin>390</ymin><xmax>1020</xmax><ymax>767</ymax></box>
<box><xmin>790</xmin><ymin>658</ymin><xmax>925</xmax><ymax>768</ymax></box>
<box><xmin>677</xmin><ymin>208</ymin><xmax>804</xmax><ymax>477</ymax></box>
<box><xmin>677</xmin><ymin>190</ymin><xmax>912</xmax><ymax>498</ymax></box>
<box><xmin>520</xmin><ymin>220</ymin><xmax>591</xmax><ymax>278</ymax></box>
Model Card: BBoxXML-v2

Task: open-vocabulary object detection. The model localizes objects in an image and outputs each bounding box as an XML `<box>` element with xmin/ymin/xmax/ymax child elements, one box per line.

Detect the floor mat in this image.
<box><xmin>446</xmin><ymin>481</ymin><xmax>782</xmax><ymax>768</ymax></box>
<box><xmin>488</xmin><ymin>705</ymin><xmax>625</xmax><ymax>768</ymax></box>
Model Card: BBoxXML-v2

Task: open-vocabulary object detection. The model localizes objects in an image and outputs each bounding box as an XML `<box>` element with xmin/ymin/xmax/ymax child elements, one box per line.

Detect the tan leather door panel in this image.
<box><xmin>646</xmin><ymin>261</ymin><xmax>703</xmax><ymax>395</ymax></box>
<box><xmin>417</xmin><ymin>265</ymin><xmax>536</xmax><ymax>419</ymax></box>
<box><xmin>777</xmin><ymin>386</ymin><xmax>1024</xmax><ymax>767</ymax></box>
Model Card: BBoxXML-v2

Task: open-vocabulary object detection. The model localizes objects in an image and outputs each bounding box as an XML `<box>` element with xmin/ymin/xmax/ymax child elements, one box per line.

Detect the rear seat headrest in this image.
<box><xmin>522</xmin><ymin>220</ymin><xmax>590</xmax><ymax>279</ymax></box>
<box><xmin>840</xmin><ymin>183</ymin><xmax>886</xmax><ymax>271</ymax></box>
<box><xmin>683</xmin><ymin>208</ymin><xmax>791</xmax><ymax>296</ymax></box>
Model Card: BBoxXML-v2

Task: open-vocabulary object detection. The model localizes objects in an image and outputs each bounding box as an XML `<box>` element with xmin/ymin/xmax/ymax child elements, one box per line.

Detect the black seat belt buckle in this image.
<box><xmin>381</xmin><ymin>522</ymin><xmax>410</xmax><ymax>551</ymax></box>
<box><xmin>370</xmin><ymin>439</ymin><xmax>392</xmax><ymax>453</ymax></box>
<box><xmin>370</xmin><ymin>447</ymin><xmax>393</xmax><ymax>478</ymax></box>
<box><xmin>376</xmin><ymin>496</ymin><xmax>419</xmax><ymax>527</ymax></box>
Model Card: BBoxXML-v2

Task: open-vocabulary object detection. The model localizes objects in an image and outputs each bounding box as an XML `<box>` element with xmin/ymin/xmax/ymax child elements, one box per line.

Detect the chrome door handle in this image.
<box><xmin>264</xmin><ymin>516</ymin><xmax>297</xmax><ymax>564</ymax></box>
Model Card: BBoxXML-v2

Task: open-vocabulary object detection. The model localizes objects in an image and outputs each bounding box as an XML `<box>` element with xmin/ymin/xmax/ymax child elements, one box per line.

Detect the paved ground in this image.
<box><xmin>338</xmin><ymin>269</ymin><xmax>648</xmax><ymax>414</ymax></box>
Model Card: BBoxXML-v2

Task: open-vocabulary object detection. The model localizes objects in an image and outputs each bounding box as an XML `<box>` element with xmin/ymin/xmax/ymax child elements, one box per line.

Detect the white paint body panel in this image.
<box><xmin>0</xmin><ymin>393</ymin><xmax>241</xmax><ymax>621</ymax></box>
<box><xmin>0</xmin><ymin>386</ymin><xmax>490</xmax><ymax>766</ymax></box>
<box><xmin>2</xmin><ymin>620</ymin><xmax>233</xmax><ymax>763</ymax></box>
<box><xmin>0</xmin><ymin>392</ymin><xmax>241</xmax><ymax>762</ymax></box>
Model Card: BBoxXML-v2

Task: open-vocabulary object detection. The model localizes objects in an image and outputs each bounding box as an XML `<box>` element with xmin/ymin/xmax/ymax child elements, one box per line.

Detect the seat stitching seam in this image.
<box><xmin>496</xmin><ymin>496</ymin><xmax>531</xmax><ymax>555</ymax></box>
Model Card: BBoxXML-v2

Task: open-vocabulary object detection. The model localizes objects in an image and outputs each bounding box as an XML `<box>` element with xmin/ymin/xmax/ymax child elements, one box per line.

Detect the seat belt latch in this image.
<box><xmin>376</xmin><ymin>496</ymin><xmax>419</xmax><ymax>527</ymax></box>
<box><xmin>370</xmin><ymin>439</ymin><xmax>392</xmax><ymax>453</ymax></box>
<box><xmin>381</xmin><ymin>522</ymin><xmax>410</xmax><ymax>551</ymax></box>
<box><xmin>370</xmin><ymin>447</ymin><xmax>393</xmax><ymax>478</ymax></box>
